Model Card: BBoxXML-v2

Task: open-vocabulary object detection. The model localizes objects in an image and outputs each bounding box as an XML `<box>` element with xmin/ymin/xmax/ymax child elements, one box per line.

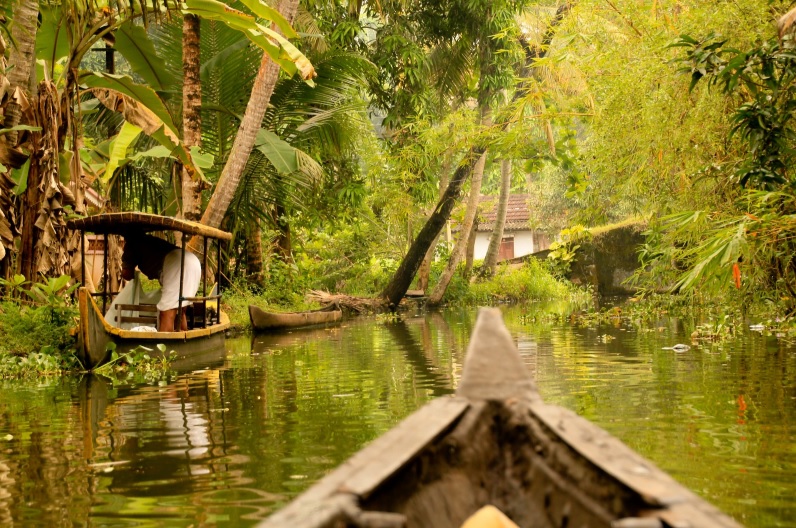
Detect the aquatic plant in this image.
<box><xmin>94</xmin><ymin>343</ymin><xmax>176</xmax><ymax>383</ymax></box>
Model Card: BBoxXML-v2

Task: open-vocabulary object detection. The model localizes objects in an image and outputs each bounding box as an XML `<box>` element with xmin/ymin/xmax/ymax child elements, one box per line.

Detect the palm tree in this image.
<box><xmin>222</xmin><ymin>50</ymin><xmax>373</xmax><ymax>275</ymax></box>
<box><xmin>181</xmin><ymin>13</ymin><xmax>204</xmax><ymax>221</ymax></box>
<box><xmin>428</xmin><ymin>147</ymin><xmax>487</xmax><ymax>305</ymax></box>
<box><xmin>2</xmin><ymin>0</ymin><xmax>37</xmax><ymax>278</ymax></box>
<box><xmin>144</xmin><ymin>4</ymin><xmax>369</xmax><ymax>277</ymax></box>
<box><xmin>198</xmin><ymin>0</ymin><xmax>301</xmax><ymax>231</ymax></box>
<box><xmin>4</xmin><ymin>0</ymin><xmax>37</xmax><ymax>146</ymax></box>
<box><xmin>482</xmin><ymin>158</ymin><xmax>512</xmax><ymax>273</ymax></box>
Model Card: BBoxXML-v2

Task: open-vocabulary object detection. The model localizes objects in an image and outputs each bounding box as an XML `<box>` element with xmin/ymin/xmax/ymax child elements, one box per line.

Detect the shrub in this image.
<box><xmin>0</xmin><ymin>302</ymin><xmax>79</xmax><ymax>378</ymax></box>
<box><xmin>462</xmin><ymin>259</ymin><xmax>586</xmax><ymax>305</ymax></box>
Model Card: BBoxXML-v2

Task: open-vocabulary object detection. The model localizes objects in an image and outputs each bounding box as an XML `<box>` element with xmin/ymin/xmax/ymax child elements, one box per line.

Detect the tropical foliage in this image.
<box><xmin>5</xmin><ymin>0</ymin><xmax>796</xmax><ymax>375</ymax></box>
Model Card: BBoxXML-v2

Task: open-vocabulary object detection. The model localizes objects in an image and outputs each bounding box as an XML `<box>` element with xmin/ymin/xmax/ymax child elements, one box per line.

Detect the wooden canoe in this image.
<box><xmin>248</xmin><ymin>304</ymin><xmax>342</xmax><ymax>331</ymax></box>
<box><xmin>77</xmin><ymin>287</ymin><xmax>230</xmax><ymax>370</ymax></box>
<box><xmin>258</xmin><ymin>308</ymin><xmax>740</xmax><ymax>528</ymax></box>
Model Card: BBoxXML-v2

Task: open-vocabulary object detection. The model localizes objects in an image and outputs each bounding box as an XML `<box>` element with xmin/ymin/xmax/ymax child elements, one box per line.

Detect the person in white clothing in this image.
<box><xmin>120</xmin><ymin>234</ymin><xmax>201</xmax><ymax>332</ymax></box>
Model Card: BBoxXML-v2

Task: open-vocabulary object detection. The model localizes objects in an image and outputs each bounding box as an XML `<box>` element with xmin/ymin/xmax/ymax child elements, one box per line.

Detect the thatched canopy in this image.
<box><xmin>67</xmin><ymin>212</ymin><xmax>232</xmax><ymax>241</ymax></box>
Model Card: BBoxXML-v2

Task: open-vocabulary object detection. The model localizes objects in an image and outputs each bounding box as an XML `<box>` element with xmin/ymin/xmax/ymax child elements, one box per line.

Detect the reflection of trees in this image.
<box><xmin>224</xmin><ymin>316</ymin><xmax>469</xmax><ymax>500</ymax></box>
<box><xmin>383</xmin><ymin>319</ymin><xmax>455</xmax><ymax>397</ymax></box>
<box><xmin>0</xmin><ymin>378</ymin><xmax>91</xmax><ymax>526</ymax></box>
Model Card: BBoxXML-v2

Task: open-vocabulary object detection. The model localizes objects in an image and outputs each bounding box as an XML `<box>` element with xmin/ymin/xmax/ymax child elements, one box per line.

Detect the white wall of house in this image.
<box><xmin>473</xmin><ymin>232</ymin><xmax>491</xmax><ymax>259</ymax></box>
<box><xmin>473</xmin><ymin>231</ymin><xmax>536</xmax><ymax>260</ymax></box>
<box><xmin>515</xmin><ymin>231</ymin><xmax>535</xmax><ymax>257</ymax></box>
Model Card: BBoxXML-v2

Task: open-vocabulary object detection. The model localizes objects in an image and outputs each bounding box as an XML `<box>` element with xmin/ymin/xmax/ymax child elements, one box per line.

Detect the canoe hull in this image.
<box><xmin>248</xmin><ymin>304</ymin><xmax>342</xmax><ymax>331</ymax></box>
<box><xmin>78</xmin><ymin>287</ymin><xmax>229</xmax><ymax>370</ymax></box>
<box><xmin>258</xmin><ymin>308</ymin><xmax>740</xmax><ymax>528</ymax></box>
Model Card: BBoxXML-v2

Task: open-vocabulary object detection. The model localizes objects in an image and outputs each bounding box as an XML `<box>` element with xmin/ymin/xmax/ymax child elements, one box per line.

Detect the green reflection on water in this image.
<box><xmin>0</xmin><ymin>305</ymin><xmax>793</xmax><ymax>527</ymax></box>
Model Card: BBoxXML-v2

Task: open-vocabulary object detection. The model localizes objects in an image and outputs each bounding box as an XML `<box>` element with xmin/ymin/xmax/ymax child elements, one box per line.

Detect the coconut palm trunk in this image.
<box><xmin>464</xmin><ymin>218</ymin><xmax>479</xmax><ymax>276</ymax></box>
<box><xmin>246</xmin><ymin>218</ymin><xmax>264</xmax><ymax>286</ymax></box>
<box><xmin>427</xmin><ymin>149</ymin><xmax>487</xmax><ymax>306</ymax></box>
<box><xmin>181</xmin><ymin>13</ymin><xmax>204</xmax><ymax>221</ymax></box>
<box><xmin>481</xmin><ymin>158</ymin><xmax>512</xmax><ymax>275</ymax></box>
<box><xmin>198</xmin><ymin>0</ymin><xmax>299</xmax><ymax>231</ymax></box>
<box><xmin>8</xmin><ymin>0</ymin><xmax>39</xmax><ymax>281</ymax></box>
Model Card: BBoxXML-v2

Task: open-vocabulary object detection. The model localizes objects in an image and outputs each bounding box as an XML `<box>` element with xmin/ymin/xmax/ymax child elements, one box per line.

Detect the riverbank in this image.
<box><xmin>5</xmin><ymin>256</ymin><xmax>795</xmax><ymax>378</ymax></box>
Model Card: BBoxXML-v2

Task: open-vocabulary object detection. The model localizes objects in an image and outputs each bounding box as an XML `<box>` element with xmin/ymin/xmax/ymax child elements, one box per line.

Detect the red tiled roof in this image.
<box><xmin>476</xmin><ymin>194</ymin><xmax>531</xmax><ymax>232</ymax></box>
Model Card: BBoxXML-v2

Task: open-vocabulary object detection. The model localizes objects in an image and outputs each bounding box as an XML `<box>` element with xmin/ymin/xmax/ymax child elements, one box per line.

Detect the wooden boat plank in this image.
<box><xmin>528</xmin><ymin>401</ymin><xmax>737</xmax><ymax>528</ymax></box>
<box><xmin>261</xmin><ymin>397</ymin><xmax>469</xmax><ymax>526</ymax></box>
<box><xmin>456</xmin><ymin>307</ymin><xmax>538</xmax><ymax>402</ymax></box>
<box><xmin>530</xmin><ymin>402</ymin><xmax>687</xmax><ymax>507</ymax></box>
<box><xmin>306</xmin><ymin>397</ymin><xmax>468</xmax><ymax>501</ymax></box>
<box><xmin>658</xmin><ymin>501</ymin><xmax>742</xmax><ymax>528</ymax></box>
<box><xmin>191</xmin><ymin>327</ymin><xmax>212</xmax><ymax>338</ymax></box>
<box><xmin>339</xmin><ymin>397</ymin><xmax>470</xmax><ymax>498</ymax></box>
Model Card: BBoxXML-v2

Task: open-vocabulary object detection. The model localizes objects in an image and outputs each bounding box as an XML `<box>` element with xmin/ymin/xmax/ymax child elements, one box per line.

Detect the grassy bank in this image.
<box><xmin>0</xmin><ymin>259</ymin><xmax>587</xmax><ymax>378</ymax></box>
<box><xmin>222</xmin><ymin>257</ymin><xmax>591</xmax><ymax>329</ymax></box>
<box><xmin>457</xmin><ymin>259</ymin><xmax>590</xmax><ymax>305</ymax></box>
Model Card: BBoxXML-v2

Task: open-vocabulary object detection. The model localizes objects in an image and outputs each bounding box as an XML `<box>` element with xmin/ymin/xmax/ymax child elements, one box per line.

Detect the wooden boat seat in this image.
<box><xmin>114</xmin><ymin>303</ymin><xmax>158</xmax><ymax>325</ymax></box>
<box><xmin>113</xmin><ymin>299</ymin><xmax>220</xmax><ymax>329</ymax></box>
<box><xmin>184</xmin><ymin>294</ymin><xmax>221</xmax><ymax>329</ymax></box>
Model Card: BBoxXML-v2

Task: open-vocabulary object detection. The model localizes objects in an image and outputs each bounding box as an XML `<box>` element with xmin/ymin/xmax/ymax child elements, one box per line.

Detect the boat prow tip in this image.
<box><xmin>456</xmin><ymin>307</ymin><xmax>538</xmax><ymax>402</ymax></box>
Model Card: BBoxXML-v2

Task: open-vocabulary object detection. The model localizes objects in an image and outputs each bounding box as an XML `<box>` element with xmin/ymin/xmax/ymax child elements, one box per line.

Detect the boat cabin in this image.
<box><xmin>67</xmin><ymin>212</ymin><xmax>233</xmax><ymax>369</ymax></box>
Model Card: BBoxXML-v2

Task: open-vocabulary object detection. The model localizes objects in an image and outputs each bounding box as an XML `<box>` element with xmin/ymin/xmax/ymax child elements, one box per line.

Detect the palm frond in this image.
<box><xmin>267</xmin><ymin>51</ymin><xmax>372</xmax><ymax>146</ymax></box>
<box><xmin>293</xmin><ymin>5</ymin><xmax>329</xmax><ymax>55</ymax></box>
<box><xmin>428</xmin><ymin>38</ymin><xmax>477</xmax><ymax>105</ymax></box>
<box><xmin>296</xmin><ymin>149</ymin><xmax>324</xmax><ymax>183</ymax></box>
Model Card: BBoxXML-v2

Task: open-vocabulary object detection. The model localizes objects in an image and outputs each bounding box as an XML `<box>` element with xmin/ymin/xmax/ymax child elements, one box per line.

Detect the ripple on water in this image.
<box><xmin>1</xmin><ymin>308</ymin><xmax>794</xmax><ymax>527</ymax></box>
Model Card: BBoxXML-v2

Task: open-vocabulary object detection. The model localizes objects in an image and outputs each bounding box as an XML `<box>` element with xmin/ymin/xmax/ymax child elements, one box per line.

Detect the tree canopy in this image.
<box><xmin>2</xmin><ymin>0</ymin><xmax>796</xmax><ymax>312</ymax></box>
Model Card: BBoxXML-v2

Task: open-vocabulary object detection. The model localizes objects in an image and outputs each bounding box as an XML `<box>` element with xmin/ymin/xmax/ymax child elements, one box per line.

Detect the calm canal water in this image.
<box><xmin>0</xmin><ymin>304</ymin><xmax>793</xmax><ymax>527</ymax></box>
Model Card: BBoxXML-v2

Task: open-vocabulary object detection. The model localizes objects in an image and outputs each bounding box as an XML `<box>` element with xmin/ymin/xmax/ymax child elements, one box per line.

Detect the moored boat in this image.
<box><xmin>68</xmin><ymin>212</ymin><xmax>232</xmax><ymax>369</ymax></box>
<box><xmin>257</xmin><ymin>308</ymin><xmax>741</xmax><ymax>528</ymax></box>
<box><xmin>248</xmin><ymin>304</ymin><xmax>342</xmax><ymax>331</ymax></box>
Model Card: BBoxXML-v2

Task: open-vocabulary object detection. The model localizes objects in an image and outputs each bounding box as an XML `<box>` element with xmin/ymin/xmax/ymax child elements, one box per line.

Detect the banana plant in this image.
<box><xmin>184</xmin><ymin>0</ymin><xmax>315</xmax><ymax>83</ymax></box>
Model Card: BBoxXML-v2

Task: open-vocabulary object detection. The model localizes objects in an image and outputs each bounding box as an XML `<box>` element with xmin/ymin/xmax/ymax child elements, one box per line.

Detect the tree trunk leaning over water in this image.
<box><xmin>428</xmin><ymin>149</ymin><xmax>486</xmax><ymax>306</ymax></box>
<box><xmin>381</xmin><ymin>147</ymin><xmax>485</xmax><ymax>308</ymax></box>
<box><xmin>181</xmin><ymin>13</ymin><xmax>204</xmax><ymax>222</ymax></box>
<box><xmin>482</xmin><ymin>158</ymin><xmax>512</xmax><ymax>276</ymax></box>
<box><xmin>198</xmin><ymin>0</ymin><xmax>299</xmax><ymax>231</ymax></box>
<box><xmin>417</xmin><ymin>169</ymin><xmax>450</xmax><ymax>292</ymax></box>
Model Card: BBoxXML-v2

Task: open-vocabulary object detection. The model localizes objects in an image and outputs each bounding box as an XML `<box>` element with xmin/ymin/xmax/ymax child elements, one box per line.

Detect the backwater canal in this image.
<box><xmin>0</xmin><ymin>304</ymin><xmax>793</xmax><ymax>527</ymax></box>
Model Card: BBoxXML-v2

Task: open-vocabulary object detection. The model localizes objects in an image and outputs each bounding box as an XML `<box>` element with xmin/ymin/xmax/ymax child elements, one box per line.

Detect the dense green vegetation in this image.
<box><xmin>4</xmin><ymin>0</ymin><xmax>796</xmax><ymax>376</ymax></box>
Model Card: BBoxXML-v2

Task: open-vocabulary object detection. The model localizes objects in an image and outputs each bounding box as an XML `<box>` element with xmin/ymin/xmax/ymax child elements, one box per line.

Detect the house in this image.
<box><xmin>473</xmin><ymin>194</ymin><xmax>551</xmax><ymax>261</ymax></box>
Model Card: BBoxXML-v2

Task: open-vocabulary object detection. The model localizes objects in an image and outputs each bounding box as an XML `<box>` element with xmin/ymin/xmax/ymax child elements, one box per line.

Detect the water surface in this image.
<box><xmin>0</xmin><ymin>305</ymin><xmax>793</xmax><ymax>527</ymax></box>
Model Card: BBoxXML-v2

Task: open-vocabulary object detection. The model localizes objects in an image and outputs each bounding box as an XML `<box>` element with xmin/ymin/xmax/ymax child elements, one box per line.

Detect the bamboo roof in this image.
<box><xmin>67</xmin><ymin>212</ymin><xmax>232</xmax><ymax>241</ymax></box>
